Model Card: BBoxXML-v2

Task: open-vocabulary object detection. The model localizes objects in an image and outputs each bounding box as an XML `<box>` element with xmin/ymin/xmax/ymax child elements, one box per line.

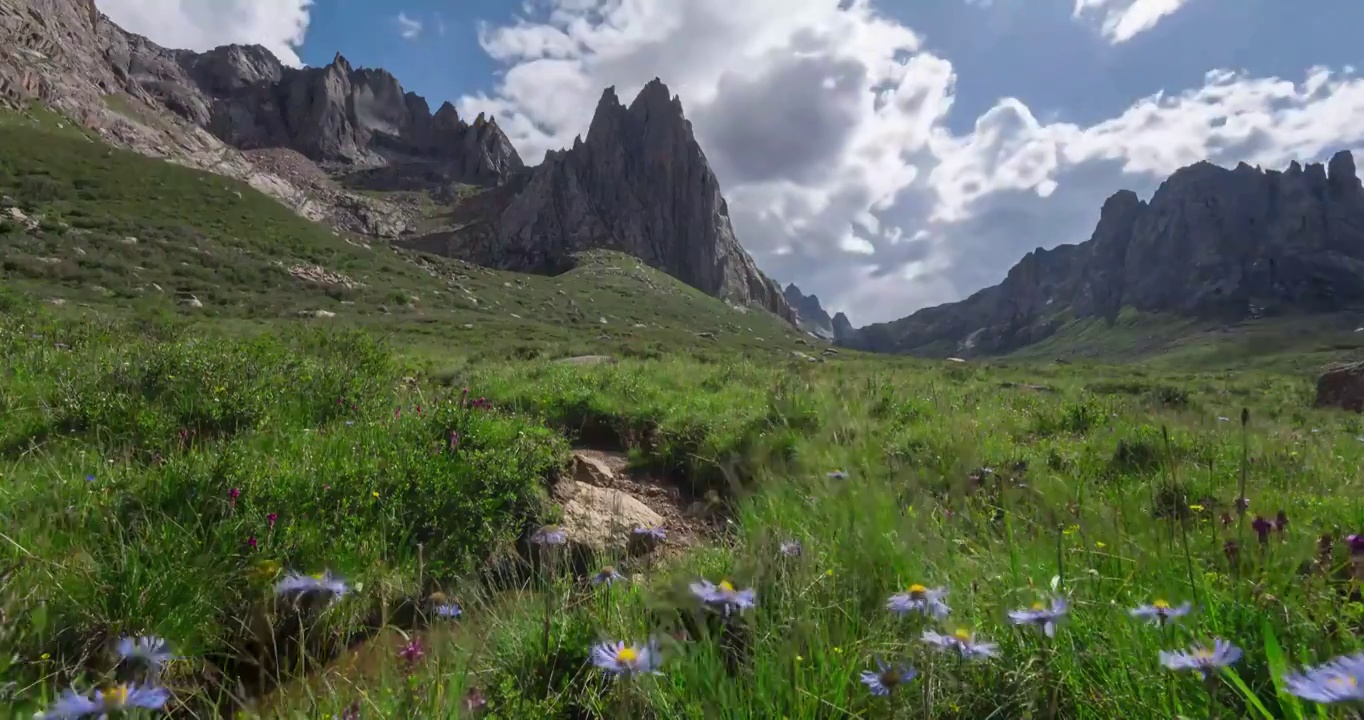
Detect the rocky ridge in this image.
<box><xmin>783</xmin><ymin>284</ymin><xmax>834</xmax><ymax>339</ymax></box>
<box><xmin>841</xmin><ymin>151</ymin><xmax>1364</xmax><ymax>356</ymax></box>
<box><xmin>0</xmin><ymin>0</ymin><xmax>795</xmax><ymax>322</ymax></box>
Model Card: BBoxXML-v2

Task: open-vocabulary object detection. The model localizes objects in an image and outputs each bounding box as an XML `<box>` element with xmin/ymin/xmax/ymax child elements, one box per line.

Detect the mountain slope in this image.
<box><xmin>396</xmin><ymin>82</ymin><xmax>797</xmax><ymax>324</ymax></box>
<box><xmin>0</xmin><ymin>108</ymin><xmax>814</xmax><ymax>361</ymax></box>
<box><xmin>0</xmin><ymin>0</ymin><xmax>796</xmax><ymax>324</ymax></box>
<box><xmin>783</xmin><ymin>283</ymin><xmax>834</xmax><ymax>338</ymax></box>
<box><xmin>842</xmin><ymin>151</ymin><xmax>1364</xmax><ymax>359</ymax></box>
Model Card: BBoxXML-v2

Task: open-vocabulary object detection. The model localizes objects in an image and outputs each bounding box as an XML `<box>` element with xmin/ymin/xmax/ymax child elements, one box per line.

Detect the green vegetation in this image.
<box><xmin>1</xmin><ymin>102</ymin><xmax>1363</xmax><ymax>719</ymax></box>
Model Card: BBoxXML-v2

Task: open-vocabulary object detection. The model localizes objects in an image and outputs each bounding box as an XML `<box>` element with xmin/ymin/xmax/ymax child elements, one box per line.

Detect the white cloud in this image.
<box><xmin>95</xmin><ymin>0</ymin><xmax>313</xmax><ymax>67</ymax></box>
<box><xmin>1072</xmin><ymin>0</ymin><xmax>1193</xmax><ymax>43</ymax></box>
<box><xmin>396</xmin><ymin>11</ymin><xmax>423</xmax><ymax>40</ymax></box>
<box><xmin>461</xmin><ymin>0</ymin><xmax>1364</xmax><ymax>328</ymax></box>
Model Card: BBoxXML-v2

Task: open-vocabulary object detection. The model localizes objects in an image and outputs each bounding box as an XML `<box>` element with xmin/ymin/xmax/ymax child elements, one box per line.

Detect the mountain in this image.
<box><xmin>783</xmin><ymin>284</ymin><xmax>834</xmax><ymax>339</ymax></box>
<box><xmin>0</xmin><ymin>0</ymin><xmax>795</xmax><ymax>323</ymax></box>
<box><xmin>841</xmin><ymin>151</ymin><xmax>1364</xmax><ymax>357</ymax></box>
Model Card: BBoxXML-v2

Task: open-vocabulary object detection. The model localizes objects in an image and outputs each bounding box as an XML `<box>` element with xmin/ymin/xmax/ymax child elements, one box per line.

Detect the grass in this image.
<box><xmin>1</xmin><ymin>100</ymin><xmax>1363</xmax><ymax>719</ymax></box>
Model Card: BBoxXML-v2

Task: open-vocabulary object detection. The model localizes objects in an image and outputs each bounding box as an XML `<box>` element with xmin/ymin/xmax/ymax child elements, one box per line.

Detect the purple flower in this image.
<box><xmin>1159</xmin><ymin>638</ymin><xmax>1242</xmax><ymax>678</ymax></box>
<box><xmin>886</xmin><ymin>584</ymin><xmax>950</xmax><ymax>619</ymax></box>
<box><xmin>398</xmin><ymin>638</ymin><xmax>424</xmax><ymax>666</ymax></box>
<box><xmin>41</xmin><ymin>683</ymin><xmax>170</xmax><ymax>718</ymax></box>
<box><xmin>922</xmin><ymin>628</ymin><xmax>997</xmax><ymax>660</ymax></box>
<box><xmin>689</xmin><ymin>578</ymin><xmax>756</xmax><ymax>615</ymax></box>
<box><xmin>1283</xmin><ymin>652</ymin><xmax>1364</xmax><ymax>704</ymax></box>
<box><xmin>433</xmin><ymin>603</ymin><xmax>462</xmax><ymax>619</ymax></box>
<box><xmin>1129</xmin><ymin>599</ymin><xmax>1194</xmax><ymax>626</ymax></box>
<box><xmin>632</xmin><ymin>526</ymin><xmax>666</xmax><ymax>541</ymax></box>
<box><xmin>228</xmin><ymin>487</ymin><xmax>240</xmax><ymax>501</ymax></box>
<box><xmin>115</xmin><ymin>636</ymin><xmax>175</xmax><ymax>668</ymax></box>
<box><xmin>267</xmin><ymin>513</ymin><xmax>277</xmax><ymax>529</ymax></box>
<box><xmin>84</xmin><ymin>474</ymin><xmax>96</xmax><ymax>483</ymax></box>
<box><xmin>1252</xmin><ymin>515</ymin><xmax>1273</xmax><ymax>543</ymax></box>
<box><xmin>590</xmin><ymin>639</ymin><xmax>662</xmax><ymax>677</ymax></box>
<box><xmin>859</xmin><ymin>658</ymin><xmax>918</xmax><ymax>696</ymax></box>
<box><xmin>1346</xmin><ymin>534</ymin><xmax>1364</xmax><ymax>556</ymax></box>
<box><xmin>592</xmin><ymin>566</ymin><xmax>623</xmax><ymax>586</ymax></box>
<box><xmin>531</xmin><ymin>524</ymin><xmax>568</xmax><ymax>546</ymax></box>
<box><xmin>275</xmin><ymin>570</ymin><xmax>349</xmax><ymax>604</ymax></box>
<box><xmin>247</xmin><ymin>536</ymin><xmax>257</xmax><ymax>550</ymax></box>
<box><xmin>1008</xmin><ymin>596</ymin><xmax>1068</xmax><ymax>637</ymax></box>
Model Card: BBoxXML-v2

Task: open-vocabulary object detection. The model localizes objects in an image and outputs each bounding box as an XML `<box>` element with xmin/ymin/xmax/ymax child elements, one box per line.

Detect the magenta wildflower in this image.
<box><xmin>267</xmin><ymin>513</ymin><xmax>277</xmax><ymax>529</ymax></box>
<box><xmin>1252</xmin><ymin>515</ymin><xmax>1273</xmax><ymax>544</ymax></box>
<box><xmin>229</xmin><ymin>488</ymin><xmax>240</xmax><ymax>501</ymax></box>
<box><xmin>247</xmin><ymin>536</ymin><xmax>257</xmax><ymax>550</ymax></box>
<box><xmin>1346</xmin><ymin>534</ymin><xmax>1364</xmax><ymax>556</ymax></box>
<box><xmin>398</xmin><ymin>638</ymin><xmax>425</xmax><ymax>667</ymax></box>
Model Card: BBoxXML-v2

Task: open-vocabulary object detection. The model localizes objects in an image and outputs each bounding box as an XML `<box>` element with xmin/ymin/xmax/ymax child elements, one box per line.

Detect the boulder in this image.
<box><xmin>557</xmin><ymin>481</ymin><xmax>663</xmax><ymax>554</ymax></box>
<box><xmin>1314</xmin><ymin>362</ymin><xmax>1364</xmax><ymax>412</ymax></box>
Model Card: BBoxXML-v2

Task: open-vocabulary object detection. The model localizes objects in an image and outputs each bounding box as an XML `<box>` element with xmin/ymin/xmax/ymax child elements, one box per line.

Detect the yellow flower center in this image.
<box><xmin>953</xmin><ymin>628</ymin><xmax>971</xmax><ymax>641</ymax></box>
<box><xmin>1152</xmin><ymin>599</ymin><xmax>1170</xmax><ymax>610</ymax></box>
<box><xmin>718</xmin><ymin>580</ymin><xmax>735</xmax><ymax>592</ymax></box>
<box><xmin>908</xmin><ymin>583</ymin><xmax>927</xmax><ymax>597</ymax></box>
<box><xmin>616</xmin><ymin>647</ymin><xmax>639</xmax><ymax>664</ymax></box>
<box><xmin>103</xmin><ymin>685</ymin><xmax>130</xmax><ymax>707</ymax></box>
<box><xmin>1328</xmin><ymin>676</ymin><xmax>1357</xmax><ymax>688</ymax></box>
<box><xmin>311</xmin><ymin>572</ymin><xmax>326</xmax><ymax>580</ymax></box>
<box><xmin>1194</xmin><ymin>648</ymin><xmax>1214</xmax><ymax>660</ymax></box>
<box><xmin>1032</xmin><ymin>602</ymin><xmax>1045</xmax><ymax>610</ymax></box>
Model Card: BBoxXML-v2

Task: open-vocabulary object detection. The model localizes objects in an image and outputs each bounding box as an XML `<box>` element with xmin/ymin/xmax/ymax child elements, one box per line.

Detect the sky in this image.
<box><xmin>95</xmin><ymin>0</ymin><xmax>1364</xmax><ymax>327</ymax></box>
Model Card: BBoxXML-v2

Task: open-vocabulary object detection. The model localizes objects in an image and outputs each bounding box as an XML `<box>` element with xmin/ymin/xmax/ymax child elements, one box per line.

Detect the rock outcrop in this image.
<box><xmin>0</xmin><ymin>0</ymin><xmax>795</xmax><ymax>324</ymax></box>
<box><xmin>399</xmin><ymin>80</ymin><xmax>796</xmax><ymax>323</ymax></box>
<box><xmin>784</xmin><ymin>284</ymin><xmax>834</xmax><ymax>339</ymax></box>
<box><xmin>1315</xmin><ymin>361</ymin><xmax>1364</xmax><ymax>412</ymax></box>
<box><xmin>842</xmin><ymin>152</ymin><xmax>1364</xmax><ymax>356</ymax></box>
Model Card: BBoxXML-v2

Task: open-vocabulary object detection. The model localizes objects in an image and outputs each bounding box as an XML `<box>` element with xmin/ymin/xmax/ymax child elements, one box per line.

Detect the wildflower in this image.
<box><xmin>922</xmin><ymin>628</ymin><xmax>998</xmax><ymax>660</ymax></box>
<box><xmin>463</xmin><ymin>687</ymin><xmax>487</xmax><ymax>713</ymax></box>
<box><xmin>247</xmin><ymin>536</ymin><xmax>257</xmax><ymax>550</ymax></box>
<box><xmin>433</xmin><ymin>601</ymin><xmax>462</xmax><ymax>618</ymax></box>
<box><xmin>779</xmin><ymin>540</ymin><xmax>803</xmax><ymax>558</ymax></box>
<box><xmin>1129</xmin><ymin>599</ymin><xmax>1193</xmax><ymax>626</ymax></box>
<box><xmin>448</xmin><ymin>431</ymin><xmax>459</xmax><ymax>450</ymax></box>
<box><xmin>228</xmin><ymin>487</ymin><xmax>240</xmax><ymax>502</ymax></box>
<box><xmin>592</xmin><ymin>566</ymin><xmax>623</xmax><ymax>586</ymax></box>
<box><xmin>371</xmin><ymin>491</ymin><xmax>380</xmax><ymax>499</ymax></box>
<box><xmin>1223</xmin><ymin>540</ymin><xmax>1241</xmax><ymax>566</ymax></box>
<box><xmin>1158</xmin><ymin>638</ymin><xmax>1243</xmax><ymax>678</ymax></box>
<box><xmin>590</xmin><ymin>640</ymin><xmax>662</xmax><ymax>677</ymax></box>
<box><xmin>338</xmin><ymin>698</ymin><xmax>361</xmax><ymax>720</ymax></box>
<box><xmin>859</xmin><ymin>659</ymin><xmax>918</xmax><ymax>696</ymax></box>
<box><xmin>398</xmin><ymin>638</ymin><xmax>424</xmax><ymax>666</ymax></box>
<box><xmin>1008</xmin><ymin>597</ymin><xmax>1068</xmax><ymax>637</ymax></box>
<box><xmin>1220</xmin><ymin>512</ymin><xmax>1233</xmax><ymax>527</ymax></box>
<box><xmin>1252</xmin><ymin>516</ymin><xmax>1273</xmax><ymax>543</ymax></box>
<box><xmin>84</xmin><ymin>474</ymin><xmax>95</xmax><ymax>483</ymax></box>
<box><xmin>1234</xmin><ymin>496</ymin><xmax>1251</xmax><ymax>514</ymax></box>
<box><xmin>827</xmin><ymin>470</ymin><xmax>849</xmax><ymax>481</ymax></box>
<box><xmin>531</xmin><ymin>524</ymin><xmax>568</xmax><ymax>546</ymax></box>
<box><xmin>1217</xmin><ymin>416</ymin><xmax>1229</xmax><ymax>422</ymax></box>
<box><xmin>115</xmin><ymin>636</ymin><xmax>175</xmax><ymax>669</ymax></box>
<box><xmin>41</xmin><ymin>683</ymin><xmax>170</xmax><ymax>718</ymax></box>
<box><xmin>1283</xmin><ymin>652</ymin><xmax>1364</xmax><ymax>704</ymax></box>
<box><xmin>886</xmin><ymin>584</ymin><xmax>950</xmax><ymax>619</ymax></box>
<box><xmin>689</xmin><ymin>578</ymin><xmax>757</xmax><ymax>615</ymax></box>
<box><xmin>1188</xmin><ymin>504</ymin><xmax>1205</xmax><ymax>512</ymax></box>
<box><xmin>632</xmin><ymin>526</ymin><xmax>666</xmax><ymax>541</ymax></box>
<box><xmin>275</xmin><ymin>570</ymin><xmax>350</xmax><ymax>604</ymax></box>
<box><xmin>1346</xmin><ymin>534</ymin><xmax>1364</xmax><ymax>556</ymax></box>
<box><xmin>1274</xmin><ymin>510</ymin><xmax>1289</xmax><ymax>534</ymax></box>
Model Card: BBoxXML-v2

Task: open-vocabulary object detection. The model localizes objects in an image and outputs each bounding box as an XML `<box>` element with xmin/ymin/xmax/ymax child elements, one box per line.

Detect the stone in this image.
<box><xmin>558</xmin><ymin>481</ymin><xmax>663</xmax><ymax>554</ymax></box>
<box><xmin>784</xmin><ymin>283</ymin><xmax>834</xmax><ymax>339</ymax></box>
<box><xmin>571</xmin><ymin>451</ymin><xmax>616</xmax><ymax>486</ymax></box>
<box><xmin>1314</xmin><ymin>362</ymin><xmax>1364</xmax><ymax>412</ymax></box>
<box><xmin>841</xmin><ymin>151</ymin><xmax>1364</xmax><ymax>357</ymax></box>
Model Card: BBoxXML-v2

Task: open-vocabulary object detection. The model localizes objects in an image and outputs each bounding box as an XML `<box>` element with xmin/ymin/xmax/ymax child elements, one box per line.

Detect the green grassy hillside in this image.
<box><xmin>1</xmin><ymin>102</ymin><xmax>1363</xmax><ymax>720</ymax></box>
<box><xmin>0</xmin><ymin>106</ymin><xmax>815</xmax><ymax>365</ymax></box>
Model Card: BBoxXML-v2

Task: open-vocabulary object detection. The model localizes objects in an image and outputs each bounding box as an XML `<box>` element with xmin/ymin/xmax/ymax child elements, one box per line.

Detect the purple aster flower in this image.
<box><xmin>115</xmin><ymin>636</ymin><xmax>175</xmax><ymax>668</ymax></box>
<box><xmin>886</xmin><ymin>584</ymin><xmax>950</xmax><ymax>619</ymax></box>
<box><xmin>275</xmin><ymin>570</ymin><xmax>349</xmax><ymax>604</ymax></box>
<box><xmin>433</xmin><ymin>603</ymin><xmax>462</xmax><ymax>619</ymax></box>
<box><xmin>592</xmin><ymin>566</ymin><xmax>623</xmax><ymax>586</ymax></box>
<box><xmin>1159</xmin><ymin>638</ymin><xmax>1243</xmax><ymax>678</ymax></box>
<box><xmin>1346</xmin><ymin>534</ymin><xmax>1364</xmax><ymax>556</ymax></box>
<box><xmin>531</xmin><ymin>524</ymin><xmax>568</xmax><ymax>546</ymax></box>
<box><xmin>632</xmin><ymin>526</ymin><xmax>666</xmax><ymax>541</ymax></box>
<box><xmin>41</xmin><ymin>683</ymin><xmax>170</xmax><ymax>718</ymax></box>
<box><xmin>827</xmin><ymin>469</ymin><xmax>849</xmax><ymax>481</ymax></box>
<box><xmin>1283</xmin><ymin>652</ymin><xmax>1364</xmax><ymax>704</ymax></box>
<box><xmin>859</xmin><ymin>658</ymin><xmax>918</xmax><ymax>696</ymax></box>
<box><xmin>922</xmin><ymin>628</ymin><xmax>998</xmax><ymax>660</ymax></box>
<box><xmin>779</xmin><ymin>540</ymin><xmax>803</xmax><ymax>558</ymax></box>
<box><xmin>590</xmin><ymin>639</ymin><xmax>662</xmax><ymax>678</ymax></box>
<box><xmin>1008</xmin><ymin>596</ymin><xmax>1068</xmax><ymax>637</ymax></box>
<box><xmin>1252</xmin><ymin>515</ymin><xmax>1273</xmax><ymax>543</ymax></box>
<box><xmin>1129</xmin><ymin>599</ymin><xmax>1193</xmax><ymax>626</ymax></box>
<box><xmin>689</xmin><ymin>578</ymin><xmax>757</xmax><ymax>615</ymax></box>
<box><xmin>84</xmin><ymin>474</ymin><xmax>95</xmax><ymax>483</ymax></box>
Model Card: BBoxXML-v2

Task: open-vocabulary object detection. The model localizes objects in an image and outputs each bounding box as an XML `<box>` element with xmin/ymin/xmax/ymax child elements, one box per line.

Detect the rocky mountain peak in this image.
<box><xmin>783</xmin><ymin>283</ymin><xmax>835</xmax><ymax>339</ymax></box>
<box><xmin>840</xmin><ymin>150</ymin><xmax>1364</xmax><ymax>356</ymax></box>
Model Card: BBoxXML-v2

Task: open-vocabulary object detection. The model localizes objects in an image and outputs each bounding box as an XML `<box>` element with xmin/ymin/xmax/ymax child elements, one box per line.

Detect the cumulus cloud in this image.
<box><xmin>95</xmin><ymin>0</ymin><xmax>312</xmax><ymax>67</ymax></box>
<box><xmin>1072</xmin><ymin>0</ymin><xmax>1192</xmax><ymax>44</ymax></box>
<box><xmin>396</xmin><ymin>11</ymin><xmax>423</xmax><ymax>40</ymax></box>
<box><xmin>461</xmin><ymin>0</ymin><xmax>1364</xmax><ymax>327</ymax></box>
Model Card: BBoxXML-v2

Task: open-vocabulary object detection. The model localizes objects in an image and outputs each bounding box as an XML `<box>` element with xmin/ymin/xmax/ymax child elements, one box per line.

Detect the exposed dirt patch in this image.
<box><xmin>567</xmin><ymin>448</ymin><xmax>720</xmax><ymax>556</ymax></box>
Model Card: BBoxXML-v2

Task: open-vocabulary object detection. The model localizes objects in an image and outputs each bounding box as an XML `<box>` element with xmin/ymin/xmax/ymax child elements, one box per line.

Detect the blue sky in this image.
<box><xmin>98</xmin><ymin>0</ymin><xmax>1364</xmax><ymax>325</ymax></box>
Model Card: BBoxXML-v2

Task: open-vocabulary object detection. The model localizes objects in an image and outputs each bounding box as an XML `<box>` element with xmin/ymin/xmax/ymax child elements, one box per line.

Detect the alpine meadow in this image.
<box><xmin>2</xmin><ymin>0</ymin><xmax>1364</xmax><ymax>718</ymax></box>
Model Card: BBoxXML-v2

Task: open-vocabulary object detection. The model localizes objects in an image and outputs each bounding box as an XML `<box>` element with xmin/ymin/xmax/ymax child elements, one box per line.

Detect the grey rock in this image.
<box><xmin>399</xmin><ymin>79</ymin><xmax>797</xmax><ymax>324</ymax></box>
<box><xmin>783</xmin><ymin>283</ymin><xmax>834</xmax><ymax>339</ymax></box>
<box><xmin>843</xmin><ymin>151</ymin><xmax>1364</xmax><ymax>356</ymax></box>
